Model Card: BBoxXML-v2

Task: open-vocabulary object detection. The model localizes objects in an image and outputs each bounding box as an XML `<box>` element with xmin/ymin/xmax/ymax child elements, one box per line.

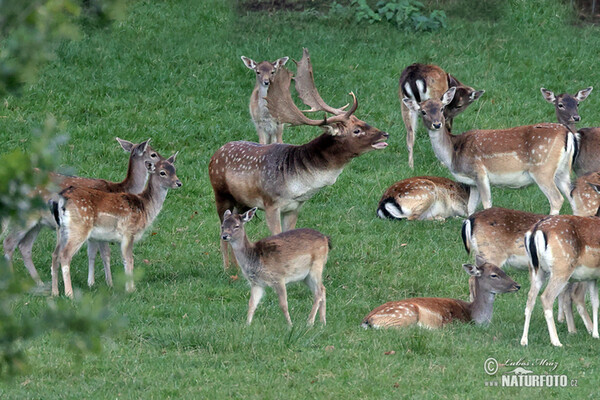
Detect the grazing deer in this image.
<box><xmin>2</xmin><ymin>138</ymin><xmax>162</xmax><ymax>287</ymax></box>
<box><xmin>541</xmin><ymin>86</ymin><xmax>599</xmax><ymax>175</ymax></box>
<box><xmin>462</xmin><ymin>207</ymin><xmax>593</xmax><ymax>334</ymax></box>
<box><xmin>403</xmin><ymin>87</ymin><xmax>575</xmax><ymax>215</ymax></box>
<box><xmin>376</xmin><ymin>176</ymin><xmax>469</xmax><ymax>220</ymax></box>
<box><xmin>220</xmin><ymin>208</ymin><xmax>329</xmax><ymax>326</ymax></box>
<box><xmin>49</xmin><ymin>156</ymin><xmax>181</xmax><ymax>298</ymax></box>
<box><xmin>361</xmin><ymin>257</ymin><xmax>519</xmax><ymax>329</ymax></box>
<box><xmin>522</xmin><ymin>213</ymin><xmax>600</xmax><ymax>346</ymax></box>
<box><xmin>399</xmin><ymin>63</ymin><xmax>484</xmax><ymax>169</ymax></box>
<box><xmin>241</xmin><ymin>55</ymin><xmax>289</xmax><ymax>144</ymax></box>
<box><xmin>210</xmin><ymin>48</ymin><xmax>389</xmax><ymax>268</ymax></box>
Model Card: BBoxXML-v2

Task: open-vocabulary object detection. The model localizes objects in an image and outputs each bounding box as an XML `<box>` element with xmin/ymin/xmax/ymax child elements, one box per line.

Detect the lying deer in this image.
<box><xmin>462</xmin><ymin>207</ymin><xmax>593</xmax><ymax>334</ymax></box>
<box><xmin>403</xmin><ymin>87</ymin><xmax>575</xmax><ymax>215</ymax></box>
<box><xmin>541</xmin><ymin>86</ymin><xmax>598</xmax><ymax>175</ymax></box>
<box><xmin>220</xmin><ymin>208</ymin><xmax>329</xmax><ymax>326</ymax></box>
<box><xmin>2</xmin><ymin>138</ymin><xmax>162</xmax><ymax>287</ymax></box>
<box><xmin>49</xmin><ymin>156</ymin><xmax>181</xmax><ymax>298</ymax></box>
<box><xmin>399</xmin><ymin>63</ymin><xmax>484</xmax><ymax>169</ymax></box>
<box><xmin>211</xmin><ymin>48</ymin><xmax>388</xmax><ymax>268</ymax></box>
<box><xmin>241</xmin><ymin>55</ymin><xmax>289</xmax><ymax>144</ymax></box>
<box><xmin>377</xmin><ymin>176</ymin><xmax>469</xmax><ymax>220</ymax></box>
<box><xmin>361</xmin><ymin>257</ymin><xmax>519</xmax><ymax>329</ymax></box>
<box><xmin>522</xmin><ymin>211</ymin><xmax>600</xmax><ymax>346</ymax></box>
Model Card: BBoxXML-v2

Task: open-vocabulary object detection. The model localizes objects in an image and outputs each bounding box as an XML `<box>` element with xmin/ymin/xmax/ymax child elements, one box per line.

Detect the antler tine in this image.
<box><xmin>265</xmin><ymin>67</ymin><xmax>326</xmax><ymax>127</ymax></box>
<box><xmin>293</xmin><ymin>48</ymin><xmax>350</xmax><ymax>116</ymax></box>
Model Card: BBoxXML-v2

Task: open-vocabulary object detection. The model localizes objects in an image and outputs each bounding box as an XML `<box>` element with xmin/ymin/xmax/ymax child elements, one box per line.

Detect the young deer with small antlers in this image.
<box><xmin>49</xmin><ymin>156</ymin><xmax>181</xmax><ymax>298</ymax></box>
<box><xmin>2</xmin><ymin>138</ymin><xmax>162</xmax><ymax>287</ymax></box>
<box><xmin>403</xmin><ymin>87</ymin><xmax>575</xmax><ymax>215</ymax></box>
<box><xmin>541</xmin><ymin>86</ymin><xmax>598</xmax><ymax>175</ymax></box>
<box><xmin>399</xmin><ymin>63</ymin><xmax>484</xmax><ymax>169</ymax></box>
<box><xmin>211</xmin><ymin>48</ymin><xmax>388</xmax><ymax>268</ymax></box>
<box><xmin>377</xmin><ymin>176</ymin><xmax>469</xmax><ymax>221</ymax></box>
<box><xmin>220</xmin><ymin>208</ymin><xmax>329</xmax><ymax>326</ymax></box>
<box><xmin>241</xmin><ymin>56</ymin><xmax>289</xmax><ymax>144</ymax></box>
<box><xmin>361</xmin><ymin>257</ymin><xmax>519</xmax><ymax>329</ymax></box>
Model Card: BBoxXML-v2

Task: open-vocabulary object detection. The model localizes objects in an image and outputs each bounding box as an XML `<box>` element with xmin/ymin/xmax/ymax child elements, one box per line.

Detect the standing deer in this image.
<box><xmin>361</xmin><ymin>257</ymin><xmax>519</xmax><ymax>329</ymax></box>
<box><xmin>522</xmin><ymin>213</ymin><xmax>600</xmax><ymax>346</ymax></box>
<box><xmin>541</xmin><ymin>86</ymin><xmax>599</xmax><ymax>175</ymax></box>
<box><xmin>399</xmin><ymin>63</ymin><xmax>484</xmax><ymax>169</ymax></box>
<box><xmin>241</xmin><ymin>55</ymin><xmax>289</xmax><ymax>144</ymax></box>
<box><xmin>210</xmin><ymin>48</ymin><xmax>389</xmax><ymax>268</ymax></box>
<box><xmin>376</xmin><ymin>176</ymin><xmax>469</xmax><ymax>220</ymax></box>
<box><xmin>49</xmin><ymin>156</ymin><xmax>181</xmax><ymax>298</ymax></box>
<box><xmin>220</xmin><ymin>208</ymin><xmax>329</xmax><ymax>326</ymax></box>
<box><xmin>403</xmin><ymin>87</ymin><xmax>575</xmax><ymax>215</ymax></box>
<box><xmin>462</xmin><ymin>207</ymin><xmax>593</xmax><ymax>334</ymax></box>
<box><xmin>572</xmin><ymin>172</ymin><xmax>600</xmax><ymax>217</ymax></box>
<box><xmin>2</xmin><ymin>138</ymin><xmax>162</xmax><ymax>287</ymax></box>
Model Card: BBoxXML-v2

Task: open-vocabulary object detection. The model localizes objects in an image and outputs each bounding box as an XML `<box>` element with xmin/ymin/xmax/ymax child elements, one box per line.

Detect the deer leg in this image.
<box><xmin>573</xmin><ymin>282</ymin><xmax>593</xmax><ymax>334</ymax></box>
<box><xmin>275</xmin><ymin>123</ymin><xmax>284</xmax><ymax>144</ymax></box>
<box><xmin>521</xmin><ymin>267</ymin><xmax>547</xmax><ymax>346</ymax></box>
<box><xmin>467</xmin><ymin>186</ymin><xmax>481</xmax><ymax>215</ymax></box>
<box><xmin>305</xmin><ymin>274</ymin><xmax>325</xmax><ymax>326</ymax></box>
<box><xmin>17</xmin><ymin>223</ymin><xmax>44</xmax><ymax>285</ymax></box>
<box><xmin>51</xmin><ymin>235</ymin><xmax>61</xmax><ymax>297</ymax></box>
<box><xmin>247</xmin><ymin>285</ymin><xmax>265</xmax><ymax>325</ymax></box>
<box><xmin>87</xmin><ymin>240</ymin><xmax>99</xmax><ymax>287</ymax></box>
<box><xmin>540</xmin><ymin>275</ymin><xmax>570</xmax><ymax>347</ymax></box>
<box><xmin>121</xmin><ymin>237</ymin><xmax>135</xmax><ymax>292</ymax></box>
<box><xmin>475</xmin><ymin>175</ymin><xmax>492</xmax><ymax>210</ymax></box>
<box><xmin>554</xmin><ymin>167</ymin><xmax>573</xmax><ymax>206</ymax></box>
<box><xmin>273</xmin><ymin>282</ymin><xmax>292</xmax><ymax>326</ymax></box>
<box><xmin>58</xmin><ymin>237</ymin><xmax>86</xmax><ymax>299</ymax></box>
<box><xmin>98</xmin><ymin>241</ymin><xmax>112</xmax><ymax>287</ymax></box>
<box><xmin>589</xmin><ymin>280</ymin><xmax>599</xmax><ymax>338</ymax></box>
<box><xmin>264</xmin><ymin>205</ymin><xmax>282</xmax><ymax>235</ymax></box>
<box><xmin>281</xmin><ymin>209</ymin><xmax>299</xmax><ymax>232</ymax></box>
<box><xmin>256</xmin><ymin>125</ymin><xmax>267</xmax><ymax>145</ymax></box>
<box><xmin>533</xmin><ymin>174</ymin><xmax>564</xmax><ymax>215</ymax></box>
<box><xmin>401</xmin><ymin>104</ymin><xmax>418</xmax><ymax>169</ymax></box>
<box><xmin>560</xmin><ymin>285</ymin><xmax>576</xmax><ymax>333</ymax></box>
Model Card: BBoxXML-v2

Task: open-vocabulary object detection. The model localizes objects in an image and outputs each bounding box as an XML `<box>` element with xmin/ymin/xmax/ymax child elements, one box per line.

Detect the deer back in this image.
<box><xmin>574</xmin><ymin>127</ymin><xmax>600</xmax><ymax>175</ymax></box>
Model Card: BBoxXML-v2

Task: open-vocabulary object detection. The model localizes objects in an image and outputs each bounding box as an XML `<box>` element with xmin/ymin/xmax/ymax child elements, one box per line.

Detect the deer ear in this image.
<box><xmin>442</xmin><ymin>87</ymin><xmax>457</xmax><ymax>106</ymax></box>
<box><xmin>145</xmin><ymin>161</ymin><xmax>155</xmax><ymax>173</ymax></box>
<box><xmin>540</xmin><ymin>88</ymin><xmax>556</xmax><ymax>103</ymax></box>
<box><xmin>167</xmin><ymin>151</ymin><xmax>179</xmax><ymax>164</ymax></box>
<box><xmin>223</xmin><ymin>209</ymin><xmax>232</xmax><ymax>219</ymax></box>
<box><xmin>587</xmin><ymin>182</ymin><xmax>600</xmax><ymax>194</ymax></box>
<box><xmin>475</xmin><ymin>255</ymin><xmax>487</xmax><ymax>267</ymax></box>
<box><xmin>275</xmin><ymin>56</ymin><xmax>289</xmax><ymax>69</ymax></box>
<box><xmin>402</xmin><ymin>97</ymin><xmax>420</xmax><ymax>112</ymax></box>
<box><xmin>116</xmin><ymin>137</ymin><xmax>134</xmax><ymax>153</ymax></box>
<box><xmin>470</xmin><ymin>89</ymin><xmax>485</xmax><ymax>102</ymax></box>
<box><xmin>463</xmin><ymin>263</ymin><xmax>482</xmax><ymax>277</ymax></box>
<box><xmin>242</xmin><ymin>207</ymin><xmax>257</xmax><ymax>223</ymax></box>
<box><xmin>136</xmin><ymin>139</ymin><xmax>151</xmax><ymax>155</ymax></box>
<box><xmin>576</xmin><ymin>87</ymin><xmax>593</xmax><ymax>102</ymax></box>
<box><xmin>241</xmin><ymin>56</ymin><xmax>257</xmax><ymax>70</ymax></box>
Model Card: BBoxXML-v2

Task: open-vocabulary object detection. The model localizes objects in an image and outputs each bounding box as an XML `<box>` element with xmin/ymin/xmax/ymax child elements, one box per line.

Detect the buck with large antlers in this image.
<box><xmin>403</xmin><ymin>87</ymin><xmax>575</xmax><ymax>215</ymax></box>
<box><xmin>241</xmin><ymin>55</ymin><xmax>289</xmax><ymax>144</ymax></box>
<box><xmin>377</xmin><ymin>176</ymin><xmax>469</xmax><ymax>221</ymax></box>
<box><xmin>2</xmin><ymin>138</ymin><xmax>162</xmax><ymax>287</ymax></box>
<box><xmin>221</xmin><ymin>208</ymin><xmax>329</xmax><ymax>326</ymax></box>
<box><xmin>399</xmin><ymin>63</ymin><xmax>484</xmax><ymax>169</ymax></box>
<box><xmin>49</xmin><ymin>156</ymin><xmax>181</xmax><ymax>298</ymax></box>
<box><xmin>541</xmin><ymin>86</ymin><xmax>600</xmax><ymax>175</ymax></box>
<box><xmin>361</xmin><ymin>257</ymin><xmax>519</xmax><ymax>329</ymax></box>
<box><xmin>210</xmin><ymin>48</ymin><xmax>389</xmax><ymax>268</ymax></box>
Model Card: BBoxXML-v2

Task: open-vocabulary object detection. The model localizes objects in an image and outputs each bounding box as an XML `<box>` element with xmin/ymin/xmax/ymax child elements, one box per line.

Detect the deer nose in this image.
<box><xmin>382</xmin><ymin>131</ymin><xmax>389</xmax><ymax>138</ymax></box>
<box><xmin>573</xmin><ymin>115</ymin><xmax>581</xmax><ymax>122</ymax></box>
<box><xmin>432</xmin><ymin>122</ymin><xmax>442</xmax><ymax>129</ymax></box>
<box><xmin>262</xmin><ymin>80</ymin><xmax>270</xmax><ymax>86</ymax></box>
<box><xmin>221</xmin><ymin>234</ymin><xmax>230</xmax><ymax>241</ymax></box>
<box><xmin>514</xmin><ymin>284</ymin><xmax>521</xmax><ymax>291</ymax></box>
<box><xmin>175</xmin><ymin>180</ymin><xmax>182</xmax><ymax>188</ymax></box>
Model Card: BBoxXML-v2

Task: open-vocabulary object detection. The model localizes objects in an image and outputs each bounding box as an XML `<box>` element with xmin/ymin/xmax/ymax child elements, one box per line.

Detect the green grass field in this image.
<box><xmin>2</xmin><ymin>0</ymin><xmax>600</xmax><ymax>397</ymax></box>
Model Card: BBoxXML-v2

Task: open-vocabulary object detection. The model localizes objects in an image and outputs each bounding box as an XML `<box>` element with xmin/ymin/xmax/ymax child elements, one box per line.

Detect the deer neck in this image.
<box><xmin>427</xmin><ymin>125</ymin><xmax>456</xmax><ymax>170</ymax></box>
<box><xmin>139</xmin><ymin>177</ymin><xmax>169</xmax><ymax>226</ymax></box>
<box><xmin>228</xmin><ymin>233</ymin><xmax>260</xmax><ymax>276</ymax></box>
<box><xmin>296</xmin><ymin>133</ymin><xmax>355</xmax><ymax>171</ymax></box>
<box><xmin>119</xmin><ymin>155</ymin><xmax>148</xmax><ymax>194</ymax></box>
<box><xmin>468</xmin><ymin>280</ymin><xmax>496</xmax><ymax>324</ymax></box>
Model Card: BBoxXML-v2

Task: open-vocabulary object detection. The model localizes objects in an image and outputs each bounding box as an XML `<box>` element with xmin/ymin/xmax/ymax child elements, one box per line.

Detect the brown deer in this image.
<box><xmin>376</xmin><ymin>176</ymin><xmax>469</xmax><ymax>220</ymax></box>
<box><xmin>361</xmin><ymin>257</ymin><xmax>519</xmax><ymax>329</ymax></box>
<box><xmin>541</xmin><ymin>86</ymin><xmax>598</xmax><ymax>175</ymax></box>
<box><xmin>49</xmin><ymin>156</ymin><xmax>181</xmax><ymax>298</ymax></box>
<box><xmin>241</xmin><ymin>55</ymin><xmax>289</xmax><ymax>144</ymax></box>
<box><xmin>462</xmin><ymin>207</ymin><xmax>593</xmax><ymax>334</ymax></box>
<box><xmin>572</xmin><ymin>172</ymin><xmax>600</xmax><ymax>217</ymax></box>
<box><xmin>2</xmin><ymin>138</ymin><xmax>162</xmax><ymax>287</ymax></box>
<box><xmin>399</xmin><ymin>63</ymin><xmax>484</xmax><ymax>169</ymax></box>
<box><xmin>522</xmin><ymin>213</ymin><xmax>600</xmax><ymax>346</ymax></box>
<box><xmin>220</xmin><ymin>208</ymin><xmax>329</xmax><ymax>326</ymax></box>
<box><xmin>403</xmin><ymin>87</ymin><xmax>575</xmax><ymax>215</ymax></box>
<box><xmin>210</xmin><ymin>48</ymin><xmax>389</xmax><ymax>268</ymax></box>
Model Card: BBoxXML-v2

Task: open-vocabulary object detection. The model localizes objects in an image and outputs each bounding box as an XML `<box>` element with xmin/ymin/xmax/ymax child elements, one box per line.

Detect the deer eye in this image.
<box><xmin>421</xmin><ymin>110</ymin><xmax>427</xmax><ymax>115</ymax></box>
<box><xmin>234</xmin><ymin>224</ymin><xmax>240</xmax><ymax>229</ymax></box>
<box><xmin>490</xmin><ymin>273</ymin><xmax>498</xmax><ymax>278</ymax></box>
<box><xmin>271</xmin><ymin>70</ymin><xmax>276</xmax><ymax>74</ymax></box>
<box><xmin>160</xmin><ymin>171</ymin><xmax>167</xmax><ymax>176</ymax></box>
<box><xmin>353</xmin><ymin>128</ymin><xmax>361</xmax><ymax>135</ymax></box>
<box><xmin>256</xmin><ymin>71</ymin><xmax>260</xmax><ymax>75</ymax></box>
<box><xmin>558</xmin><ymin>103</ymin><xmax>565</xmax><ymax>109</ymax></box>
<box><xmin>150</xmin><ymin>153</ymin><xmax>157</xmax><ymax>158</ymax></box>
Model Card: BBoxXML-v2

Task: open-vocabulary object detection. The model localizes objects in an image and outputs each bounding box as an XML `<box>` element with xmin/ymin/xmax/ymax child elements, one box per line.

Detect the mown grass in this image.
<box><xmin>1</xmin><ymin>0</ymin><xmax>600</xmax><ymax>397</ymax></box>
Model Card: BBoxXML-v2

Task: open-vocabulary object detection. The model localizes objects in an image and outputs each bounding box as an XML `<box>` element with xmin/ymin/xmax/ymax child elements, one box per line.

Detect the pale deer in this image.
<box><xmin>2</xmin><ymin>138</ymin><xmax>162</xmax><ymax>287</ymax></box>
<box><xmin>49</xmin><ymin>156</ymin><xmax>181</xmax><ymax>298</ymax></box>
<box><xmin>376</xmin><ymin>176</ymin><xmax>469</xmax><ymax>220</ymax></box>
<box><xmin>541</xmin><ymin>86</ymin><xmax>599</xmax><ymax>175</ymax></box>
<box><xmin>210</xmin><ymin>48</ymin><xmax>389</xmax><ymax>268</ymax></box>
<box><xmin>462</xmin><ymin>207</ymin><xmax>593</xmax><ymax>334</ymax></box>
<box><xmin>399</xmin><ymin>63</ymin><xmax>484</xmax><ymax>169</ymax></box>
<box><xmin>403</xmin><ymin>87</ymin><xmax>575</xmax><ymax>215</ymax></box>
<box><xmin>522</xmin><ymin>214</ymin><xmax>600</xmax><ymax>346</ymax></box>
<box><xmin>361</xmin><ymin>257</ymin><xmax>519</xmax><ymax>329</ymax></box>
<box><xmin>220</xmin><ymin>208</ymin><xmax>329</xmax><ymax>326</ymax></box>
<box><xmin>241</xmin><ymin>55</ymin><xmax>289</xmax><ymax>144</ymax></box>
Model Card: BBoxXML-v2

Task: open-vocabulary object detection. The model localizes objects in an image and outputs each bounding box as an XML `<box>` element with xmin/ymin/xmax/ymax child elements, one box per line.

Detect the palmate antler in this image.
<box><xmin>266</xmin><ymin>48</ymin><xmax>358</xmax><ymax>126</ymax></box>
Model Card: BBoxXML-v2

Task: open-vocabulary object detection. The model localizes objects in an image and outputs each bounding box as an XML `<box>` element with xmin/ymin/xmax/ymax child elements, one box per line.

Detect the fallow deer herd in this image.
<box><xmin>6</xmin><ymin>47</ymin><xmax>600</xmax><ymax>348</ymax></box>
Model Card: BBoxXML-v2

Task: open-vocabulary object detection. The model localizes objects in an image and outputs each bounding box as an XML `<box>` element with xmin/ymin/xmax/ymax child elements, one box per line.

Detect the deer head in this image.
<box><xmin>241</xmin><ymin>56</ymin><xmax>289</xmax><ymax>89</ymax></box>
<box><xmin>403</xmin><ymin>86</ymin><xmax>457</xmax><ymax>131</ymax></box>
<box><xmin>541</xmin><ymin>87</ymin><xmax>593</xmax><ymax>128</ymax></box>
